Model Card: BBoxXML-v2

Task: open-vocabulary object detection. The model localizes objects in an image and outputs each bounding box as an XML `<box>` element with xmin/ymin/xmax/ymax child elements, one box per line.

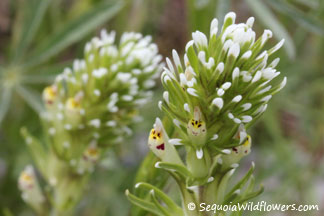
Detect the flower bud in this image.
<box><xmin>148</xmin><ymin>118</ymin><xmax>183</xmax><ymax>165</ymax></box>
<box><xmin>42</xmin><ymin>85</ymin><xmax>57</xmax><ymax>106</ymax></box>
<box><xmin>18</xmin><ymin>165</ymin><xmax>45</xmax><ymax>213</ymax></box>
<box><xmin>187</xmin><ymin>107</ymin><xmax>207</xmax><ymax>147</ymax></box>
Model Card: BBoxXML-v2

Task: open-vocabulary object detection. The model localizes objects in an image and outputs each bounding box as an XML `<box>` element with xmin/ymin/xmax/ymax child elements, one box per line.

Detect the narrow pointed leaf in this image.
<box><xmin>15</xmin><ymin>85</ymin><xmax>44</xmax><ymax>113</ymax></box>
<box><xmin>12</xmin><ymin>0</ymin><xmax>51</xmax><ymax>61</ymax></box>
<box><xmin>0</xmin><ymin>87</ymin><xmax>12</xmax><ymax>124</ymax></box>
<box><xmin>125</xmin><ymin>190</ymin><xmax>164</xmax><ymax>216</ymax></box>
<box><xmin>26</xmin><ymin>0</ymin><xmax>124</xmax><ymax>67</ymax></box>
<box><xmin>245</xmin><ymin>0</ymin><xmax>296</xmax><ymax>59</ymax></box>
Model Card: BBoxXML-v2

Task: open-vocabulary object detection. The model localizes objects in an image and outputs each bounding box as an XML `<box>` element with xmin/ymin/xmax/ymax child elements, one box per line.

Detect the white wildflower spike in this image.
<box><xmin>143</xmin><ymin>12</ymin><xmax>287</xmax><ymax>202</ymax></box>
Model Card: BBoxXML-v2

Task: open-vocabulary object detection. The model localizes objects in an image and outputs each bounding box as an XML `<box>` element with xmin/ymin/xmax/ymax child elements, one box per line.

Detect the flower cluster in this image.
<box><xmin>20</xmin><ymin>30</ymin><xmax>162</xmax><ymax>214</ymax></box>
<box><xmin>127</xmin><ymin>12</ymin><xmax>286</xmax><ymax>216</ymax></box>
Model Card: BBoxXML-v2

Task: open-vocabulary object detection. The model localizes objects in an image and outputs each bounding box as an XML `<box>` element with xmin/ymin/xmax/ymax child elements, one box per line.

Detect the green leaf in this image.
<box><xmin>225</xmin><ymin>163</ymin><xmax>255</xmax><ymax>198</ymax></box>
<box><xmin>20</xmin><ymin>127</ymin><xmax>47</xmax><ymax>177</ymax></box>
<box><xmin>150</xmin><ymin>191</ymin><xmax>172</xmax><ymax>216</ymax></box>
<box><xmin>26</xmin><ymin>0</ymin><xmax>124</xmax><ymax>67</ymax></box>
<box><xmin>12</xmin><ymin>0</ymin><xmax>51</xmax><ymax>62</ymax></box>
<box><xmin>15</xmin><ymin>85</ymin><xmax>44</xmax><ymax>113</ymax></box>
<box><xmin>245</xmin><ymin>0</ymin><xmax>296</xmax><ymax>59</ymax></box>
<box><xmin>234</xmin><ymin>185</ymin><xmax>264</xmax><ymax>204</ymax></box>
<box><xmin>156</xmin><ymin>162</ymin><xmax>192</xmax><ymax>179</ymax></box>
<box><xmin>0</xmin><ymin>86</ymin><xmax>12</xmax><ymax>124</ymax></box>
<box><xmin>125</xmin><ymin>190</ymin><xmax>164</xmax><ymax>216</ymax></box>
<box><xmin>266</xmin><ymin>0</ymin><xmax>324</xmax><ymax>36</ymax></box>
<box><xmin>215</xmin><ymin>169</ymin><xmax>235</xmax><ymax>204</ymax></box>
<box><xmin>135</xmin><ymin>182</ymin><xmax>183</xmax><ymax>213</ymax></box>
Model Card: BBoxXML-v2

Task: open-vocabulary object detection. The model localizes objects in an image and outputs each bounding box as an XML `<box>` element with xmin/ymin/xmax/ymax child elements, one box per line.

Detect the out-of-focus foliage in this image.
<box><xmin>1</xmin><ymin>0</ymin><xmax>324</xmax><ymax>215</ymax></box>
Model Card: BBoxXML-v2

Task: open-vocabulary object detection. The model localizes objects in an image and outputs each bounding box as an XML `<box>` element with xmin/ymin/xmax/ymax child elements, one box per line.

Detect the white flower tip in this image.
<box><xmin>185</xmin><ymin>40</ymin><xmax>194</xmax><ymax>51</ymax></box>
<box><xmin>211</xmin><ymin>134</ymin><xmax>219</xmax><ymax>141</ymax></box>
<box><xmin>207</xmin><ymin>177</ymin><xmax>214</xmax><ymax>183</ymax></box>
<box><xmin>221</xmin><ymin>82</ymin><xmax>232</xmax><ymax>90</ymax></box>
<box><xmin>212</xmin><ymin>98</ymin><xmax>224</xmax><ymax>110</ymax></box>
<box><xmin>229</xmin><ymin>168</ymin><xmax>236</xmax><ymax>176</ymax></box>
<box><xmin>246</xmin><ymin>17</ymin><xmax>255</xmax><ymax>27</ymax></box>
<box><xmin>169</xmin><ymin>139</ymin><xmax>182</xmax><ymax>145</ymax></box>
<box><xmin>234</xmin><ymin>118</ymin><xmax>242</xmax><ymax>124</ymax></box>
<box><xmin>228</xmin><ymin>113</ymin><xmax>234</xmax><ymax>119</ymax></box>
<box><xmin>184</xmin><ymin>103</ymin><xmax>190</xmax><ymax>112</ymax></box>
<box><xmin>217</xmin><ymin>157</ymin><xmax>223</xmax><ymax>164</ymax></box>
<box><xmin>280</xmin><ymin>77</ymin><xmax>287</xmax><ymax>89</ymax></box>
<box><xmin>158</xmin><ymin>101</ymin><xmax>163</xmax><ymax>111</ymax></box>
<box><xmin>210</xmin><ymin>18</ymin><xmax>219</xmax><ymax>36</ymax></box>
<box><xmin>135</xmin><ymin>182</ymin><xmax>142</xmax><ymax>188</ymax></box>
<box><xmin>242</xmin><ymin>115</ymin><xmax>253</xmax><ymax>123</ymax></box>
<box><xmin>234</xmin><ymin>189</ymin><xmax>241</xmax><ymax>194</ymax></box>
<box><xmin>228</xmin><ymin>43</ymin><xmax>240</xmax><ymax>58</ymax></box>
<box><xmin>187</xmin><ymin>88</ymin><xmax>199</xmax><ymax>97</ymax></box>
<box><xmin>173</xmin><ymin>119</ymin><xmax>181</xmax><ymax>128</ymax></box>
<box><xmin>155</xmin><ymin>162</ymin><xmax>161</xmax><ymax>168</ymax></box>
<box><xmin>231</xmin><ymin>163</ymin><xmax>239</xmax><ymax>168</ymax></box>
<box><xmin>196</xmin><ymin>148</ymin><xmax>204</xmax><ymax>159</ymax></box>
<box><xmin>222</xmin><ymin>149</ymin><xmax>231</xmax><ymax>155</ymax></box>
<box><xmin>261</xmin><ymin>95</ymin><xmax>272</xmax><ymax>102</ymax></box>
<box><xmin>264</xmin><ymin>29</ymin><xmax>273</xmax><ymax>39</ymax></box>
<box><xmin>232</xmin><ymin>95</ymin><xmax>242</xmax><ymax>103</ymax></box>
<box><xmin>163</xmin><ymin>91</ymin><xmax>169</xmax><ymax>104</ymax></box>
<box><xmin>224</xmin><ymin>12</ymin><xmax>236</xmax><ymax>23</ymax></box>
<box><xmin>154</xmin><ymin>118</ymin><xmax>163</xmax><ymax>131</ymax></box>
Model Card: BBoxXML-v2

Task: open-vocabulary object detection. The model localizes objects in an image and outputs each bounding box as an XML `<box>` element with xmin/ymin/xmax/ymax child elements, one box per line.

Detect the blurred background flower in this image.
<box><xmin>0</xmin><ymin>0</ymin><xmax>323</xmax><ymax>215</ymax></box>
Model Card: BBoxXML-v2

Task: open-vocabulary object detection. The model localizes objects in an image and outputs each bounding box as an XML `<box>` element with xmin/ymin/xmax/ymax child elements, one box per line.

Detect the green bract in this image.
<box><xmin>127</xmin><ymin>12</ymin><xmax>287</xmax><ymax>216</ymax></box>
<box><xmin>19</xmin><ymin>30</ymin><xmax>162</xmax><ymax>215</ymax></box>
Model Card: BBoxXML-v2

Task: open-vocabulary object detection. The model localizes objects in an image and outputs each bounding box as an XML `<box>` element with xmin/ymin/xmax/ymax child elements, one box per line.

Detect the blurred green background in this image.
<box><xmin>0</xmin><ymin>0</ymin><xmax>323</xmax><ymax>215</ymax></box>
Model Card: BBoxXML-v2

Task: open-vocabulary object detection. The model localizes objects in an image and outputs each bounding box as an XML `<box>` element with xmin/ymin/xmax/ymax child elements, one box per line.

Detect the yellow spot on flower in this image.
<box><xmin>43</xmin><ymin>85</ymin><xmax>57</xmax><ymax>104</ymax></box>
<box><xmin>66</xmin><ymin>98</ymin><xmax>81</xmax><ymax>110</ymax></box>
<box><xmin>84</xmin><ymin>146</ymin><xmax>99</xmax><ymax>162</ymax></box>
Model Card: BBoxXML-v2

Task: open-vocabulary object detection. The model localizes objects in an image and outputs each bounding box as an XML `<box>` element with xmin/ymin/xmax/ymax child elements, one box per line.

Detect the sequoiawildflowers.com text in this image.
<box><xmin>187</xmin><ymin>201</ymin><xmax>319</xmax><ymax>213</ymax></box>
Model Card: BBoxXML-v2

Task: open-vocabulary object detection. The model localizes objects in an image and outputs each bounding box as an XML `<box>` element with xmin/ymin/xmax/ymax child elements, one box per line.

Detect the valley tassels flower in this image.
<box><xmin>127</xmin><ymin>12</ymin><xmax>287</xmax><ymax>216</ymax></box>
<box><xmin>20</xmin><ymin>30</ymin><xmax>163</xmax><ymax>215</ymax></box>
